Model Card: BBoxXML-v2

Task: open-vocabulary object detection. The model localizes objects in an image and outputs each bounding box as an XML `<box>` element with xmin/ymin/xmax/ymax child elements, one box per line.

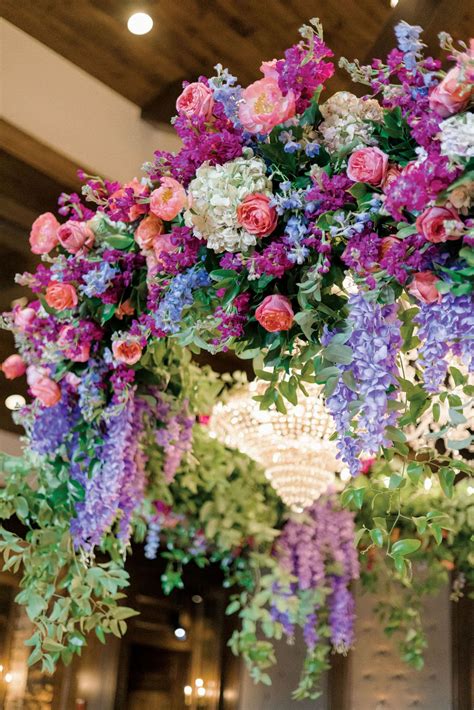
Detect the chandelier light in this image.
<box><xmin>209</xmin><ymin>381</ymin><xmax>344</xmax><ymax>510</ymax></box>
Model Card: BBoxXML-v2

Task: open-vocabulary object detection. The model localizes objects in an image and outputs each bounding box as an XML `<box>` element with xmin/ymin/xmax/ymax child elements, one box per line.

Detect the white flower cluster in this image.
<box><xmin>185</xmin><ymin>154</ymin><xmax>272</xmax><ymax>252</ymax></box>
<box><xmin>439</xmin><ymin>113</ymin><xmax>474</xmax><ymax>164</ymax></box>
<box><xmin>318</xmin><ymin>91</ymin><xmax>383</xmax><ymax>153</ymax></box>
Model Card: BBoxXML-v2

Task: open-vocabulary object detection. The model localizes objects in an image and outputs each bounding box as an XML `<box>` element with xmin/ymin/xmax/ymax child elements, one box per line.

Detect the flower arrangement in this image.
<box><xmin>0</xmin><ymin>18</ymin><xmax>473</xmax><ymax>699</ymax></box>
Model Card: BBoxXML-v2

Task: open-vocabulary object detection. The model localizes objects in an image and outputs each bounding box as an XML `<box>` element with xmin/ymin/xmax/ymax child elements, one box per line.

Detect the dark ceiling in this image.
<box><xmin>3</xmin><ymin>0</ymin><xmax>472</xmax><ymax>122</ymax></box>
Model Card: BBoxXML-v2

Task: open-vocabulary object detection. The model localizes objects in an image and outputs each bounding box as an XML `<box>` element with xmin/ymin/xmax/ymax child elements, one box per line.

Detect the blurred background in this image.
<box><xmin>0</xmin><ymin>1</ymin><xmax>472</xmax><ymax>708</ymax></box>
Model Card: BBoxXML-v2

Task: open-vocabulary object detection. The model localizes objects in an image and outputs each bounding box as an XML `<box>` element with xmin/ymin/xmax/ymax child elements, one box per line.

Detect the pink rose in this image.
<box><xmin>176</xmin><ymin>82</ymin><xmax>214</xmax><ymax>120</ymax></box>
<box><xmin>30</xmin><ymin>376</ymin><xmax>61</xmax><ymax>407</ymax></box>
<box><xmin>415</xmin><ymin>205</ymin><xmax>462</xmax><ymax>243</ymax></box>
<box><xmin>237</xmin><ymin>193</ymin><xmax>277</xmax><ymax>237</ymax></box>
<box><xmin>29</xmin><ymin>213</ymin><xmax>60</xmax><ymax>254</ymax></box>
<box><xmin>153</xmin><ymin>234</ymin><xmax>178</xmax><ymax>265</ymax></box>
<box><xmin>239</xmin><ymin>77</ymin><xmax>296</xmax><ymax>134</ymax></box>
<box><xmin>150</xmin><ymin>177</ymin><xmax>187</xmax><ymax>221</ymax></box>
<box><xmin>382</xmin><ymin>164</ymin><xmax>402</xmax><ymax>193</ymax></box>
<box><xmin>57</xmin><ymin>221</ymin><xmax>95</xmax><ymax>254</ymax></box>
<box><xmin>26</xmin><ymin>365</ymin><xmax>46</xmax><ymax>387</ymax></box>
<box><xmin>260</xmin><ymin>59</ymin><xmax>279</xmax><ymax>80</ymax></box>
<box><xmin>408</xmin><ymin>272</ymin><xmax>442</xmax><ymax>304</ymax></box>
<box><xmin>429</xmin><ymin>66</ymin><xmax>473</xmax><ymax>117</ymax></box>
<box><xmin>347</xmin><ymin>147</ymin><xmax>389</xmax><ymax>186</ymax></box>
<box><xmin>135</xmin><ymin>214</ymin><xmax>165</xmax><ymax>250</ymax></box>
<box><xmin>45</xmin><ymin>282</ymin><xmax>78</xmax><ymax>311</ymax></box>
<box><xmin>255</xmin><ymin>294</ymin><xmax>294</xmax><ymax>332</ymax></box>
<box><xmin>58</xmin><ymin>325</ymin><xmax>90</xmax><ymax>362</ymax></box>
<box><xmin>112</xmin><ymin>338</ymin><xmax>143</xmax><ymax>365</ymax></box>
<box><xmin>1</xmin><ymin>354</ymin><xmax>26</xmax><ymax>380</ymax></box>
<box><xmin>14</xmin><ymin>307</ymin><xmax>36</xmax><ymax>331</ymax></box>
<box><xmin>109</xmin><ymin>178</ymin><xmax>149</xmax><ymax>222</ymax></box>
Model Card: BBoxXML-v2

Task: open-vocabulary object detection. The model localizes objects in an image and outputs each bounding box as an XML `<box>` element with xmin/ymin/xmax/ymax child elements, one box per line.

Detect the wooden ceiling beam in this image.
<box><xmin>141</xmin><ymin>79</ymin><xmax>186</xmax><ymax>126</ymax></box>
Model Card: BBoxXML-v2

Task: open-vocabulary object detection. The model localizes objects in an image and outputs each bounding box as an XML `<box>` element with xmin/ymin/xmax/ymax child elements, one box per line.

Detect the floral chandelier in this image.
<box><xmin>209</xmin><ymin>381</ymin><xmax>344</xmax><ymax>510</ymax></box>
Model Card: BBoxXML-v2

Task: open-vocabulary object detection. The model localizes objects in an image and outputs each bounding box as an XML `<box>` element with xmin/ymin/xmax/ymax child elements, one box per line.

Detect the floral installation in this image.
<box><xmin>0</xmin><ymin>18</ymin><xmax>473</xmax><ymax>699</ymax></box>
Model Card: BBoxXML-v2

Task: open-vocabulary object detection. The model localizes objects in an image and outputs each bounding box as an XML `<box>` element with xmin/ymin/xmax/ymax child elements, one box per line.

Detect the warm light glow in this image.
<box><xmin>210</xmin><ymin>381</ymin><xmax>343</xmax><ymax>510</ymax></box>
<box><xmin>184</xmin><ymin>685</ymin><xmax>192</xmax><ymax>696</ymax></box>
<box><xmin>4</xmin><ymin>672</ymin><xmax>13</xmax><ymax>684</ymax></box>
<box><xmin>195</xmin><ymin>678</ymin><xmax>204</xmax><ymax>687</ymax></box>
<box><xmin>174</xmin><ymin>626</ymin><xmax>186</xmax><ymax>639</ymax></box>
<box><xmin>424</xmin><ymin>477</ymin><xmax>433</xmax><ymax>491</ymax></box>
<box><xmin>127</xmin><ymin>12</ymin><xmax>153</xmax><ymax>35</ymax></box>
<box><xmin>197</xmin><ymin>687</ymin><xmax>206</xmax><ymax>697</ymax></box>
<box><xmin>5</xmin><ymin>394</ymin><xmax>26</xmax><ymax>410</ymax></box>
<box><xmin>390</xmin><ymin>0</ymin><xmax>399</xmax><ymax>7</ymax></box>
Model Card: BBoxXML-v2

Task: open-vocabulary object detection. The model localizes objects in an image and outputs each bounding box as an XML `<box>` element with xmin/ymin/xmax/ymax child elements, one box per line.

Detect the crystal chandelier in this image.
<box><xmin>209</xmin><ymin>381</ymin><xmax>344</xmax><ymax>511</ymax></box>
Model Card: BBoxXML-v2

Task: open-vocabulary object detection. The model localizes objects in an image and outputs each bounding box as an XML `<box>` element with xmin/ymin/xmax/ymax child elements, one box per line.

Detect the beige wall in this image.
<box><xmin>1</xmin><ymin>20</ymin><xmax>181</xmax><ymax>182</ymax></box>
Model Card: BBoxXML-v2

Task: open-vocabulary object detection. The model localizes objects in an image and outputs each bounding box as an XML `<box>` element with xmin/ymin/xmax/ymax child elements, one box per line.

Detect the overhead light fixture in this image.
<box><xmin>390</xmin><ymin>0</ymin><xmax>399</xmax><ymax>6</ymax></box>
<box><xmin>191</xmin><ymin>594</ymin><xmax>203</xmax><ymax>604</ymax></box>
<box><xmin>174</xmin><ymin>626</ymin><xmax>187</xmax><ymax>640</ymax></box>
<box><xmin>127</xmin><ymin>12</ymin><xmax>153</xmax><ymax>35</ymax></box>
<box><xmin>5</xmin><ymin>394</ymin><xmax>26</xmax><ymax>411</ymax></box>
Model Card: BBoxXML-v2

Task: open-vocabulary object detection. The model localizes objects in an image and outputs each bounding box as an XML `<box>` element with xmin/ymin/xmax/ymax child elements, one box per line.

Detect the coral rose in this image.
<box><xmin>30</xmin><ymin>376</ymin><xmax>61</xmax><ymax>407</ymax></box>
<box><xmin>109</xmin><ymin>178</ymin><xmax>149</xmax><ymax>222</ymax></box>
<box><xmin>176</xmin><ymin>81</ymin><xmax>214</xmax><ymax>120</ymax></box>
<box><xmin>236</xmin><ymin>193</ymin><xmax>277</xmax><ymax>237</ymax></box>
<box><xmin>255</xmin><ymin>294</ymin><xmax>294</xmax><ymax>332</ymax></box>
<box><xmin>408</xmin><ymin>272</ymin><xmax>442</xmax><ymax>304</ymax></box>
<box><xmin>1</xmin><ymin>354</ymin><xmax>26</xmax><ymax>380</ymax></box>
<box><xmin>116</xmin><ymin>300</ymin><xmax>135</xmax><ymax>320</ymax></box>
<box><xmin>347</xmin><ymin>147</ymin><xmax>388</xmax><ymax>185</ymax></box>
<box><xmin>415</xmin><ymin>205</ymin><xmax>463</xmax><ymax>243</ymax></box>
<box><xmin>57</xmin><ymin>220</ymin><xmax>95</xmax><ymax>254</ymax></box>
<box><xmin>135</xmin><ymin>214</ymin><xmax>165</xmax><ymax>250</ymax></box>
<box><xmin>45</xmin><ymin>282</ymin><xmax>78</xmax><ymax>311</ymax></box>
<box><xmin>29</xmin><ymin>212</ymin><xmax>60</xmax><ymax>254</ymax></box>
<box><xmin>153</xmin><ymin>234</ymin><xmax>178</xmax><ymax>265</ymax></box>
<box><xmin>14</xmin><ymin>307</ymin><xmax>36</xmax><ymax>331</ymax></box>
<box><xmin>429</xmin><ymin>66</ymin><xmax>474</xmax><ymax>118</ymax></box>
<box><xmin>112</xmin><ymin>338</ymin><xmax>143</xmax><ymax>365</ymax></box>
<box><xmin>150</xmin><ymin>177</ymin><xmax>187</xmax><ymax>221</ymax></box>
<box><xmin>239</xmin><ymin>77</ymin><xmax>296</xmax><ymax>134</ymax></box>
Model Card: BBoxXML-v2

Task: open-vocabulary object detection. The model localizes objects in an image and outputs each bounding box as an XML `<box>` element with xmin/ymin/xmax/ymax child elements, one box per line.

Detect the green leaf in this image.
<box><xmin>370</xmin><ymin>528</ymin><xmax>384</xmax><ymax>547</ymax></box>
<box><xmin>391</xmin><ymin>539</ymin><xmax>421</xmax><ymax>557</ymax></box>
<box><xmin>438</xmin><ymin>467</ymin><xmax>455</xmax><ymax>498</ymax></box>
<box><xmin>407</xmin><ymin>462</ymin><xmax>423</xmax><ymax>485</ymax></box>
<box><xmin>323</xmin><ymin>343</ymin><xmax>353</xmax><ymax>365</ymax></box>
<box><xmin>104</xmin><ymin>235</ymin><xmax>134</xmax><ymax>249</ymax></box>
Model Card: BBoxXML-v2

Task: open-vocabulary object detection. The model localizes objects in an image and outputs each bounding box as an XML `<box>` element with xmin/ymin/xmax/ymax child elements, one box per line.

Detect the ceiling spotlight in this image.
<box><xmin>191</xmin><ymin>594</ymin><xmax>203</xmax><ymax>604</ymax></box>
<box><xmin>390</xmin><ymin>0</ymin><xmax>399</xmax><ymax>7</ymax></box>
<box><xmin>174</xmin><ymin>626</ymin><xmax>187</xmax><ymax>640</ymax></box>
<box><xmin>127</xmin><ymin>12</ymin><xmax>153</xmax><ymax>35</ymax></box>
<box><xmin>4</xmin><ymin>672</ymin><xmax>13</xmax><ymax>684</ymax></box>
<box><xmin>5</xmin><ymin>394</ymin><xmax>26</xmax><ymax>411</ymax></box>
<box><xmin>197</xmin><ymin>687</ymin><xmax>206</xmax><ymax>698</ymax></box>
<box><xmin>195</xmin><ymin>678</ymin><xmax>204</xmax><ymax>688</ymax></box>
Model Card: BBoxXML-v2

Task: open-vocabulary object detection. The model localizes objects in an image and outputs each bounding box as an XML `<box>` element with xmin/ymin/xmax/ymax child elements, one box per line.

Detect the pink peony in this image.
<box><xmin>239</xmin><ymin>77</ymin><xmax>296</xmax><ymax>134</ymax></box>
<box><xmin>29</xmin><ymin>213</ymin><xmax>60</xmax><ymax>254</ymax></box>
<box><xmin>1</xmin><ymin>354</ymin><xmax>26</xmax><ymax>380</ymax></box>
<box><xmin>176</xmin><ymin>81</ymin><xmax>215</xmax><ymax>120</ymax></box>
<box><xmin>135</xmin><ymin>214</ymin><xmax>165</xmax><ymax>250</ymax></box>
<box><xmin>109</xmin><ymin>178</ymin><xmax>149</xmax><ymax>222</ymax></box>
<box><xmin>429</xmin><ymin>66</ymin><xmax>474</xmax><ymax>117</ymax></box>
<box><xmin>30</xmin><ymin>376</ymin><xmax>61</xmax><ymax>407</ymax></box>
<box><xmin>45</xmin><ymin>282</ymin><xmax>78</xmax><ymax>311</ymax></box>
<box><xmin>408</xmin><ymin>272</ymin><xmax>442</xmax><ymax>304</ymax></box>
<box><xmin>236</xmin><ymin>193</ymin><xmax>277</xmax><ymax>237</ymax></box>
<box><xmin>14</xmin><ymin>307</ymin><xmax>36</xmax><ymax>331</ymax></box>
<box><xmin>58</xmin><ymin>325</ymin><xmax>90</xmax><ymax>362</ymax></box>
<box><xmin>57</xmin><ymin>220</ymin><xmax>95</xmax><ymax>254</ymax></box>
<box><xmin>415</xmin><ymin>205</ymin><xmax>462</xmax><ymax>243</ymax></box>
<box><xmin>150</xmin><ymin>177</ymin><xmax>187</xmax><ymax>221</ymax></box>
<box><xmin>255</xmin><ymin>294</ymin><xmax>294</xmax><ymax>332</ymax></box>
<box><xmin>112</xmin><ymin>338</ymin><xmax>143</xmax><ymax>365</ymax></box>
<box><xmin>153</xmin><ymin>234</ymin><xmax>178</xmax><ymax>265</ymax></box>
<box><xmin>260</xmin><ymin>59</ymin><xmax>279</xmax><ymax>80</ymax></box>
<box><xmin>347</xmin><ymin>147</ymin><xmax>388</xmax><ymax>186</ymax></box>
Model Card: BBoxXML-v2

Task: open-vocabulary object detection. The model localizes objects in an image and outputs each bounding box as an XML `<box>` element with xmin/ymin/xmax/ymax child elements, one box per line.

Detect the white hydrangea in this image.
<box><xmin>318</xmin><ymin>91</ymin><xmax>383</xmax><ymax>153</ymax></box>
<box><xmin>184</xmin><ymin>154</ymin><xmax>272</xmax><ymax>252</ymax></box>
<box><xmin>439</xmin><ymin>113</ymin><xmax>474</xmax><ymax>163</ymax></box>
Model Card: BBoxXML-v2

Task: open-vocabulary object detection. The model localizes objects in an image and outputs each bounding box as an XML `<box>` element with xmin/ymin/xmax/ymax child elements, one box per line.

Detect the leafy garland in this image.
<box><xmin>0</xmin><ymin>17</ymin><xmax>473</xmax><ymax>699</ymax></box>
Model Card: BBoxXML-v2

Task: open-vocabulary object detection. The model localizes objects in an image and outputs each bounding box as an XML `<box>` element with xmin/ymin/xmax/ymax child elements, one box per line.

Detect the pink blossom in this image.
<box><xmin>237</xmin><ymin>193</ymin><xmax>277</xmax><ymax>238</ymax></box>
<box><xmin>58</xmin><ymin>325</ymin><xmax>90</xmax><ymax>362</ymax></box>
<box><xmin>415</xmin><ymin>205</ymin><xmax>462</xmax><ymax>243</ymax></box>
<box><xmin>14</xmin><ymin>307</ymin><xmax>36</xmax><ymax>331</ymax></box>
<box><xmin>149</xmin><ymin>177</ymin><xmax>187</xmax><ymax>221</ymax></box>
<box><xmin>347</xmin><ymin>147</ymin><xmax>388</xmax><ymax>186</ymax></box>
<box><xmin>238</xmin><ymin>77</ymin><xmax>296</xmax><ymax>134</ymax></box>
<box><xmin>109</xmin><ymin>178</ymin><xmax>149</xmax><ymax>222</ymax></box>
<box><xmin>57</xmin><ymin>220</ymin><xmax>95</xmax><ymax>254</ymax></box>
<box><xmin>135</xmin><ymin>214</ymin><xmax>165</xmax><ymax>250</ymax></box>
<box><xmin>176</xmin><ymin>82</ymin><xmax>214</xmax><ymax>120</ymax></box>
<box><xmin>29</xmin><ymin>213</ymin><xmax>60</xmax><ymax>254</ymax></box>
<box><xmin>112</xmin><ymin>338</ymin><xmax>143</xmax><ymax>365</ymax></box>
<box><xmin>30</xmin><ymin>376</ymin><xmax>61</xmax><ymax>407</ymax></box>
<box><xmin>382</xmin><ymin>165</ymin><xmax>402</xmax><ymax>193</ymax></box>
<box><xmin>260</xmin><ymin>59</ymin><xmax>279</xmax><ymax>80</ymax></box>
<box><xmin>153</xmin><ymin>234</ymin><xmax>178</xmax><ymax>265</ymax></box>
<box><xmin>429</xmin><ymin>66</ymin><xmax>473</xmax><ymax>117</ymax></box>
<box><xmin>255</xmin><ymin>294</ymin><xmax>294</xmax><ymax>332</ymax></box>
<box><xmin>1</xmin><ymin>354</ymin><xmax>26</xmax><ymax>380</ymax></box>
<box><xmin>408</xmin><ymin>272</ymin><xmax>442</xmax><ymax>304</ymax></box>
<box><xmin>45</xmin><ymin>282</ymin><xmax>78</xmax><ymax>311</ymax></box>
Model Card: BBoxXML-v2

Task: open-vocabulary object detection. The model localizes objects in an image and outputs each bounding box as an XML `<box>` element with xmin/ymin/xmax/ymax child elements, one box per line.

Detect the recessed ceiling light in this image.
<box><xmin>390</xmin><ymin>0</ymin><xmax>399</xmax><ymax>7</ymax></box>
<box><xmin>174</xmin><ymin>626</ymin><xmax>187</xmax><ymax>640</ymax></box>
<box><xmin>127</xmin><ymin>12</ymin><xmax>153</xmax><ymax>35</ymax></box>
<box><xmin>5</xmin><ymin>394</ymin><xmax>26</xmax><ymax>411</ymax></box>
<box><xmin>191</xmin><ymin>594</ymin><xmax>203</xmax><ymax>604</ymax></box>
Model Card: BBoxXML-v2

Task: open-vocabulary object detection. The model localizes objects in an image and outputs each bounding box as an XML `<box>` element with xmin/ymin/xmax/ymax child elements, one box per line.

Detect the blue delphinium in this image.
<box><xmin>152</xmin><ymin>266</ymin><xmax>211</xmax><ymax>334</ymax></box>
<box><xmin>80</xmin><ymin>262</ymin><xmax>118</xmax><ymax>298</ymax></box>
